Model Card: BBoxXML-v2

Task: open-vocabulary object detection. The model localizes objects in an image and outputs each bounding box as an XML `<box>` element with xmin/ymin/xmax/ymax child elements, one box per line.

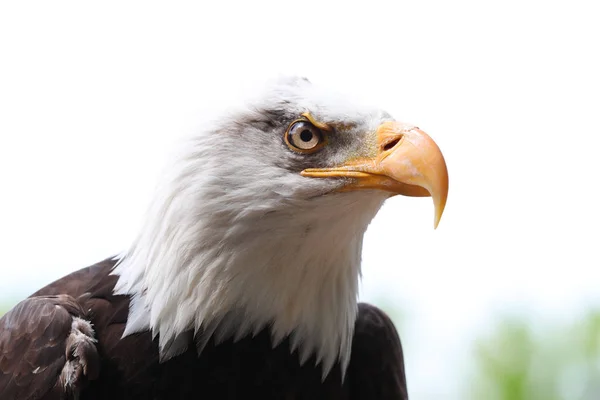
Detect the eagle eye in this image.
<box><xmin>285</xmin><ymin>120</ymin><xmax>325</xmax><ymax>153</ymax></box>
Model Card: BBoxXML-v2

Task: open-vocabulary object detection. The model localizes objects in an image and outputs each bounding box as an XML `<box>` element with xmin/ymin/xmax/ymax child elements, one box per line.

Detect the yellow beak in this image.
<box><xmin>301</xmin><ymin>121</ymin><xmax>449</xmax><ymax>228</ymax></box>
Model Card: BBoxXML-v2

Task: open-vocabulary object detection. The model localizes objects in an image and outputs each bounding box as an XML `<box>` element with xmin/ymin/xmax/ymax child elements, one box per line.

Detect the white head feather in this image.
<box><xmin>112</xmin><ymin>76</ymin><xmax>394</xmax><ymax>380</ymax></box>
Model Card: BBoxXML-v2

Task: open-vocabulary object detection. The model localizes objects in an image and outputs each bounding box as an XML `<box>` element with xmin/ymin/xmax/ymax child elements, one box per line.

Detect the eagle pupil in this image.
<box><xmin>300</xmin><ymin>130</ymin><xmax>313</xmax><ymax>142</ymax></box>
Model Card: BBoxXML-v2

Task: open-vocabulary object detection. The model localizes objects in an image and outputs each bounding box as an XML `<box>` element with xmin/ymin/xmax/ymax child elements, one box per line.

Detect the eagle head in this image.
<box><xmin>113</xmin><ymin>76</ymin><xmax>449</xmax><ymax>379</ymax></box>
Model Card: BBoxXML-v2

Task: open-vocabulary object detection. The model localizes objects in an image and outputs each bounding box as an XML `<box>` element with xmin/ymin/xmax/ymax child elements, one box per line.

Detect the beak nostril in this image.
<box><xmin>382</xmin><ymin>137</ymin><xmax>402</xmax><ymax>152</ymax></box>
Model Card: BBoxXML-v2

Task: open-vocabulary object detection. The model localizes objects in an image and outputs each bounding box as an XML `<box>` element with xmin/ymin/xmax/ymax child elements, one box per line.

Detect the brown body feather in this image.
<box><xmin>0</xmin><ymin>258</ymin><xmax>408</xmax><ymax>399</ymax></box>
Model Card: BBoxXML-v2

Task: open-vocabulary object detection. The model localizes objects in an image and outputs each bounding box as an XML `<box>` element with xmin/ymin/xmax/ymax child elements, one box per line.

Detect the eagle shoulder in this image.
<box><xmin>348</xmin><ymin>303</ymin><xmax>408</xmax><ymax>399</ymax></box>
<box><xmin>0</xmin><ymin>294</ymin><xmax>100</xmax><ymax>400</ymax></box>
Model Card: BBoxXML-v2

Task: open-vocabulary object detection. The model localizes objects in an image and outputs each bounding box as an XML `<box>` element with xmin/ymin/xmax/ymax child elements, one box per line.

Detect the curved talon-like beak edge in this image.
<box><xmin>301</xmin><ymin>121</ymin><xmax>449</xmax><ymax>229</ymax></box>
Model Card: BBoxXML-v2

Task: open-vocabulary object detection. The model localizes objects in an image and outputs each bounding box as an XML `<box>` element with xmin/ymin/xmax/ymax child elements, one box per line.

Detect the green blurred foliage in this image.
<box><xmin>467</xmin><ymin>309</ymin><xmax>600</xmax><ymax>400</ymax></box>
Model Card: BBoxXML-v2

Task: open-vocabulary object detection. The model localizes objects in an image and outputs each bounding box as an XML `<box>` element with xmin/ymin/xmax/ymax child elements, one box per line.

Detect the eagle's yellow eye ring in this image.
<box><xmin>284</xmin><ymin>115</ymin><xmax>328</xmax><ymax>154</ymax></box>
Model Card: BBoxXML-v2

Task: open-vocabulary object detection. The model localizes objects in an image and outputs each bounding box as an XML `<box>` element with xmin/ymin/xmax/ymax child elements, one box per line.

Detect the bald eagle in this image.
<box><xmin>0</xmin><ymin>77</ymin><xmax>448</xmax><ymax>399</ymax></box>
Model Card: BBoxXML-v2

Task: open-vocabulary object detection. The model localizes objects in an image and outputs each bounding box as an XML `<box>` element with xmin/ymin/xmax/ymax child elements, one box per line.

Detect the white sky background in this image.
<box><xmin>0</xmin><ymin>1</ymin><xmax>599</xmax><ymax>398</ymax></box>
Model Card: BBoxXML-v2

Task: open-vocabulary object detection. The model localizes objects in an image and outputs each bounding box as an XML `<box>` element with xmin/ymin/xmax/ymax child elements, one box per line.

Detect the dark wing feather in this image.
<box><xmin>0</xmin><ymin>295</ymin><xmax>100</xmax><ymax>400</ymax></box>
<box><xmin>348</xmin><ymin>303</ymin><xmax>409</xmax><ymax>399</ymax></box>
